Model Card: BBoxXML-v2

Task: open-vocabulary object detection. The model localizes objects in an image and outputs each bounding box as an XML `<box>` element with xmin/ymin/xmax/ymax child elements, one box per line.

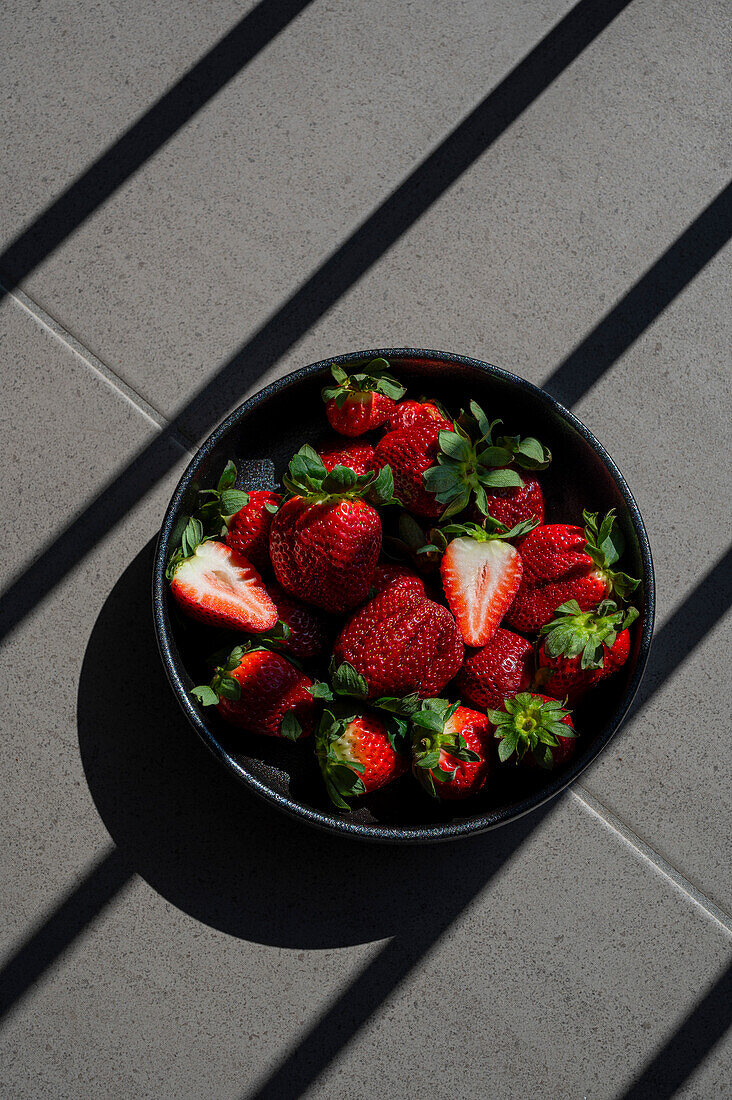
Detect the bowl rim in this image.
<box><xmin>152</xmin><ymin>347</ymin><xmax>655</xmax><ymax>843</ymax></box>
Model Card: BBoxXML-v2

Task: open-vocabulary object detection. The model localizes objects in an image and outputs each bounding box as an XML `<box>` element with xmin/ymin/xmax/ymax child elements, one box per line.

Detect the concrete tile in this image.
<box><xmin>0</xmin><ymin>298</ymin><xmax>729</xmax><ymax>1095</ymax></box>
<box><xmin>564</xmin><ymin>246</ymin><xmax>732</xmax><ymax>914</ymax></box>
<box><xmin>1</xmin><ymin>0</ymin><xmax>728</xmax><ymax>442</ymax></box>
<box><xmin>0</xmin><ymin>294</ymin><xmax>188</xmax><ymax>928</ymax></box>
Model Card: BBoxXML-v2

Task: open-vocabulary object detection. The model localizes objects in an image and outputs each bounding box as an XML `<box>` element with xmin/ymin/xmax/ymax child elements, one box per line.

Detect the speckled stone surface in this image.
<box><xmin>1</xmin><ymin>0</ymin><xmax>731</xmax><ymax>1096</ymax></box>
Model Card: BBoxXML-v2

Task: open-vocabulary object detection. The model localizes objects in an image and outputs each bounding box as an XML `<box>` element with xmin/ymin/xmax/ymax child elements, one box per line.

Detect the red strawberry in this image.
<box><xmin>478</xmin><ymin>470</ymin><xmax>545</xmax><ymax>529</ymax></box>
<box><xmin>438</xmin><ymin>522</ymin><xmax>531</xmax><ymax>647</ymax></box>
<box><xmin>393</xmin><ymin>400</ymin><xmax>551</xmax><ymax>521</ymax></box>
<box><xmin>167</xmin><ymin>526</ymin><xmax>277</xmax><ymax>633</ymax></box>
<box><xmin>316</xmin><ymin>709</ymin><xmax>409</xmax><ymax>808</ymax></box>
<box><xmin>505</xmin><ymin>510</ymin><xmax>640</xmax><ymax>634</ymax></box>
<box><xmin>321</xmin><ymin>358</ymin><xmax>405</xmax><ymax>437</ymax></box>
<box><xmin>411</xmin><ymin>700</ymin><xmax>493</xmax><ymax>800</ymax></box>
<box><xmin>226</xmin><ymin>490</ymin><xmax>281</xmax><ymax>573</ymax></box>
<box><xmin>488</xmin><ymin>692</ymin><xmax>576</xmax><ymax>769</ymax></box>
<box><xmin>333</xmin><ymin>587</ymin><xmax>464</xmax><ymax>698</ymax></box>
<box><xmin>387</xmin><ymin>399</ymin><xmax>452</xmax><ymax>433</ymax></box>
<box><xmin>270</xmin><ymin>446</ymin><xmax>393</xmax><ymax>614</ymax></box>
<box><xmin>535</xmin><ymin>599</ymin><xmax>638</xmax><ymax>702</ymax></box>
<box><xmin>454</xmin><ymin>628</ymin><xmax>533</xmax><ymax>711</ymax></box>
<box><xmin>191</xmin><ymin>643</ymin><xmax>316</xmax><ymax>740</ymax></box>
<box><xmin>317</xmin><ymin>437</ymin><xmax>375</xmax><ymax>475</ymax></box>
<box><xmin>268</xmin><ymin>583</ymin><xmax>329</xmax><ymax>659</ymax></box>
<box><xmin>374</xmin><ymin>422</ymin><xmax>445</xmax><ymax>518</ymax></box>
<box><xmin>372</xmin><ymin>562</ymin><xmax>426</xmax><ymax>599</ymax></box>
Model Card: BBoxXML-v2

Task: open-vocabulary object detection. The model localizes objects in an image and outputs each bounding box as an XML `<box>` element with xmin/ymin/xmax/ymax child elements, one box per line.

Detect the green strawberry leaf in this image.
<box><xmin>190</xmin><ymin>685</ymin><xmax>219</xmax><ymax>707</ymax></box>
<box><xmin>216</xmin><ymin>460</ymin><xmax>238</xmax><ymax>493</ymax></box>
<box><xmin>220</xmin><ymin>489</ymin><xmax>250</xmax><ymax>516</ymax></box>
<box><xmin>280</xmin><ymin>711</ymin><xmax>303</xmax><ymax>741</ymax></box>
<box><xmin>330</xmin><ymin>660</ymin><xmax>369</xmax><ymax>700</ymax></box>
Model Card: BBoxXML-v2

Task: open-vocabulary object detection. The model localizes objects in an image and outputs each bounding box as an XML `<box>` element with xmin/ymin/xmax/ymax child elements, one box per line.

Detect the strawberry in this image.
<box><xmin>413</xmin><ymin>400</ymin><xmax>551</xmax><ymax>521</ymax></box>
<box><xmin>488</xmin><ymin>693</ymin><xmax>576</xmax><ymax>769</ymax></box>
<box><xmin>477</xmin><ymin>470</ymin><xmax>545</xmax><ymax>529</ymax></box>
<box><xmin>226</xmin><ymin>490</ymin><xmax>281</xmax><ymax>573</ymax></box>
<box><xmin>411</xmin><ymin>699</ymin><xmax>492</xmax><ymax>800</ymax></box>
<box><xmin>167</xmin><ymin>520</ymin><xmax>277</xmax><ymax>632</ymax></box>
<box><xmin>505</xmin><ymin>509</ymin><xmax>640</xmax><ymax>634</ymax></box>
<box><xmin>191</xmin><ymin>641</ymin><xmax>316</xmax><ymax>740</ymax></box>
<box><xmin>317</xmin><ymin>437</ymin><xmax>375</xmax><ymax>475</ymax></box>
<box><xmin>321</xmin><ymin>358</ymin><xmax>406</xmax><ymax>437</ymax></box>
<box><xmin>268</xmin><ymin>583</ymin><xmax>329</xmax><ymax>659</ymax></box>
<box><xmin>374</xmin><ymin>421</ymin><xmax>445</xmax><ymax>517</ymax></box>
<box><xmin>333</xmin><ymin>587</ymin><xmax>464</xmax><ymax>698</ymax></box>
<box><xmin>535</xmin><ymin>599</ymin><xmax>638</xmax><ymax>702</ymax></box>
<box><xmin>454</xmin><ymin>627</ymin><xmax>533</xmax><ymax>711</ymax></box>
<box><xmin>387</xmin><ymin>399</ymin><xmax>452</xmax><ymax>433</ymax></box>
<box><xmin>432</xmin><ymin>519</ymin><xmax>536</xmax><ymax>647</ymax></box>
<box><xmin>190</xmin><ymin>458</ymin><xmax>281</xmax><ymax>574</ymax></box>
<box><xmin>371</xmin><ymin>562</ymin><xmax>426</xmax><ymax>599</ymax></box>
<box><xmin>315</xmin><ymin>707</ymin><xmax>409</xmax><ymax>808</ymax></box>
<box><xmin>270</xmin><ymin>446</ymin><xmax>394</xmax><ymax>614</ymax></box>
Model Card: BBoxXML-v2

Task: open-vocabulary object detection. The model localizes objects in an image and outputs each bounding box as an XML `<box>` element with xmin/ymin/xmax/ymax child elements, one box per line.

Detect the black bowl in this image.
<box><xmin>152</xmin><ymin>348</ymin><xmax>654</xmax><ymax>842</ymax></box>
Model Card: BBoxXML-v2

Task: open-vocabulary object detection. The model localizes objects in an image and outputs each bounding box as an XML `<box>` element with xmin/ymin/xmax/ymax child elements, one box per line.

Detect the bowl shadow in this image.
<box><xmin>78</xmin><ymin>539</ymin><xmax>555</xmax><ymax>949</ymax></box>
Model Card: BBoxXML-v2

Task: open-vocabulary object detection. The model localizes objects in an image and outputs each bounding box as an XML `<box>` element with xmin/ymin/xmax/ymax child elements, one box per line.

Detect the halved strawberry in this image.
<box><xmin>167</xmin><ymin>521</ymin><xmax>277</xmax><ymax>632</ymax></box>
<box><xmin>315</xmin><ymin>707</ymin><xmax>409</xmax><ymax>809</ymax></box>
<box><xmin>488</xmin><ymin>693</ymin><xmax>576</xmax><ymax>769</ymax></box>
<box><xmin>411</xmin><ymin>699</ymin><xmax>493</xmax><ymax>800</ymax></box>
<box><xmin>321</xmin><ymin>358</ymin><xmax>406</xmax><ymax>437</ymax></box>
<box><xmin>191</xmin><ymin>641</ymin><xmax>315</xmax><ymax>739</ymax></box>
<box><xmin>432</xmin><ymin>519</ymin><xmax>536</xmax><ymax>647</ymax></box>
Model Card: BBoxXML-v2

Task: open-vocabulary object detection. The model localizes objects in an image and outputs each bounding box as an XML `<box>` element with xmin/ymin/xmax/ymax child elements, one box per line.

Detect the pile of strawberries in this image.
<box><xmin>166</xmin><ymin>358</ymin><xmax>640</xmax><ymax>809</ymax></box>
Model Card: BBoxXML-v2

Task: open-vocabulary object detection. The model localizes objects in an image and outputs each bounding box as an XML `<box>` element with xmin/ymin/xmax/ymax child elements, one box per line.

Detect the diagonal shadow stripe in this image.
<box><xmin>543</xmin><ymin>183</ymin><xmax>732</xmax><ymax>408</ymax></box>
<box><xmin>238</xmin><ymin>542</ymin><xmax>732</xmax><ymax>1100</ymax></box>
<box><xmin>0</xmin><ymin>847</ymin><xmax>132</xmax><ymax>1021</ymax></box>
<box><xmin>1</xmin><ymin>0</ymin><xmax>641</xmax><ymax>644</ymax></box>
<box><xmin>627</xmin><ymin>546</ymin><xmax>732</xmax><ymax>720</ymax></box>
<box><xmin>243</xmin><ymin>804</ymin><xmax>554</xmax><ymax>1099</ymax></box>
<box><xmin>0</xmin><ymin>0</ymin><xmax>316</xmax><ymax>305</ymax></box>
<box><xmin>618</xmin><ymin>963</ymin><xmax>732</xmax><ymax>1100</ymax></box>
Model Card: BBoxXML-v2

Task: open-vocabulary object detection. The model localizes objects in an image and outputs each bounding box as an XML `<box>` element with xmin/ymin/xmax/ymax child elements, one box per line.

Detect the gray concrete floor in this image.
<box><xmin>1</xmin><ymin>0</ymin><xmax>730</xmax><ymax>1096</ymax></box>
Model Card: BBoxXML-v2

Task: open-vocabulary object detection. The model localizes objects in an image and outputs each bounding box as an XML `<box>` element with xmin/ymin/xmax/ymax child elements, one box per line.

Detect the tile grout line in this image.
<box><xmin>1</xmin><ymin>280</ymin><xmax>196</xmax><ymax>456</ymax></box>
<box><xmin>571</xmin><ymin>786</ymin><xmax>732</xmax><ymax>936</ymax></box>
<box><xmin>4</xmin><ymin>286</ymin><xmax>728</xmax><ymax>936</ymax></box>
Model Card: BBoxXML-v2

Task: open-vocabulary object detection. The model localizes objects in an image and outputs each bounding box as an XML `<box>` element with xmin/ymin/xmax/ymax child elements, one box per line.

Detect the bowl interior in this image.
<box><xmin>154</xmin><ymin>351</ymin><xmax>653</xmax><ymax>840</ymax></box>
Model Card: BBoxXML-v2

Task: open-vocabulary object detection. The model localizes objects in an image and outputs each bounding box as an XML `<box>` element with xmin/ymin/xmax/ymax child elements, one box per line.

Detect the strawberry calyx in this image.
<box><xmin>283</xmin><ymin>445</ymin><xmax>398</xmax><ymax>506</ymax></box>
<box><xmin>165</xmin><ymin>516</ymin><xmax>218</xmax><ymax>579</ymax></box>
<box><xmin>318</xmin><ymin>659</ymin><xmax>421</xmax><ymax>749</ymax></box>
<box><xmin>539</xmin><ymin>598</ymin><xmax>639</xmax><ymax>670</ymax></box>
<box><xmin>411</xmin><ymin>698</ymin><xmax>481</xmax><ymax>798</ymax></box>
<box><xmin>196</xmin><ymin>459</ymin><xmax>256</xmax><ymax>530</ymax></box>
<box><xmin>166</xmin><ymin>461</ymin><xmax>280</xmax><ymax>579</ymax></box>
<box><xmin>583</xmin><ymin>509</ymin><xmax>640</xmax><ymax>601</ymax></box>
<box><xmin>315</xmin><ymin>704</ymin><xmax>378</xmax><ymax>809</ymax></box>
<box><xmin>418</xmin><ymin>515</ymin><xmax>538</xmax><ymax>556</ymax></box>
<box><xmin>190</xmin><ymin>622</ymin><xmax>304</xmax><ymax>741</ymax></box>
<box><xmin>423</xmin><ymin>400</ymin><xmax>551</xmax><ymax>519</ymax></box>
<box><xmin>315</xmin><ymin>697</ymin><xmax>413</xmax><ymax>809</ymax></box>
<box><xmin>320</xmin><ymin>358</ymin><xmax>406</xmax><ymax>408</ymax></box>
<box><xmin>487</xmin><ymin>692</ymin><xmax>575</xmax><ymax>768</ymax></box>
